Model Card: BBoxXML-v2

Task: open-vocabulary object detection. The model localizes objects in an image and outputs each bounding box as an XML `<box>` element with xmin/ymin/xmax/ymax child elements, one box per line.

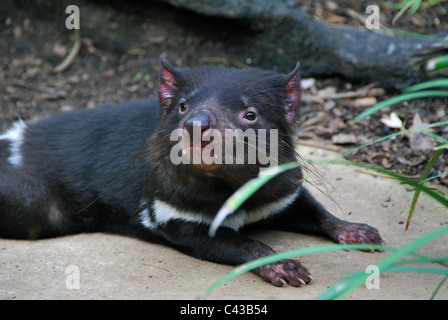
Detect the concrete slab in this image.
<box><xmin>1</xmin><ymin>146</ymin><xmax>447</xmax><ymax>300</ymax></box>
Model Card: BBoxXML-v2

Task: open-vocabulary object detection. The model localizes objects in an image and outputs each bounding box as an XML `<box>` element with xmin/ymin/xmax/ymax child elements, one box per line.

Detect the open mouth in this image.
<box><xmin>181</xmin><ymin>142</ymin><xmax>221</xmax><ymax>172</ymax></box>
<box><xmin>181</xmin><ymin>143</ymin><xmax>205</xmax><ymax>155</ymax></box>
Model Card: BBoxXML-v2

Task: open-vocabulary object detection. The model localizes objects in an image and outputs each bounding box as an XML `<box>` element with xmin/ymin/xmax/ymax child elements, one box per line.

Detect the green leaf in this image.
<box><xmin>133</xmin><ymin>72</ymin><xmax>143</xmax><ymax>81</ymax></box>
<box><xmin>408</xmin><ymin>0</ymin><xmax>422</xmax><ymax>15</ymax></box>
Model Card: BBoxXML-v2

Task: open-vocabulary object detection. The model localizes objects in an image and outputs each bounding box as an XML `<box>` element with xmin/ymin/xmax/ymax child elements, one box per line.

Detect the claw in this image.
<box><xmin>256</xmin><ymin>259</ymin><xmax>312</xmax><ymax>287</ymax></box>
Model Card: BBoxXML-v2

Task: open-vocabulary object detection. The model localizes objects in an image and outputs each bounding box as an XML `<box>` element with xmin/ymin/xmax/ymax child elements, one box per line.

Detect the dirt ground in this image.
<box><xmin>1</xmin><ymin>0</ymin><xmax>448</xmax><ymax>300</ymax></box>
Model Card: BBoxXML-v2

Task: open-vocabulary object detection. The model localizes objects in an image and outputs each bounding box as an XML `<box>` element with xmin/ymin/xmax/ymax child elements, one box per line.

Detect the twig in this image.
<box><xmin>52</xmin><ymin>30</ymin><xmax>81</xmax><ymax>74</ymax></box>
<box><xmin>392</xmin><ymin>0</ymin><xmax>418</xmax><ymax>25</ymax></box>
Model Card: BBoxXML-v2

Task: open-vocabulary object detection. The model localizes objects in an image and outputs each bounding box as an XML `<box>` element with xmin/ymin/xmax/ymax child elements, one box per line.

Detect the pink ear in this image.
<box><xmin>158</xmin><ymin>58</ymin><xmax>177</xmax><ymax>112</ymax></box>
<box><xmin>284</xmin><ymin>62</ymin><xmax>301</xmax><ymax>123</ymax></box>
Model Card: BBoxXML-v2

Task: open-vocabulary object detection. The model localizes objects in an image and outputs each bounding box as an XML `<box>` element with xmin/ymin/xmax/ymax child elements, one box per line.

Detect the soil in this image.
<box><xmin>1</xmin><ymin>0</ymin><xmax>448</xmax><ymax>185</ymax></box>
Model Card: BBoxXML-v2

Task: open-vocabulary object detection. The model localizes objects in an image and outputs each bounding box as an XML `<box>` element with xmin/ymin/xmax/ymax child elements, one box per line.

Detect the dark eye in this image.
<box><xmin>179</xmin><ymin>100</ymin><xmax>188</xmax><ymax>113</ymax></box>
<box><xmin>244</xmin><ymin>111</ymin><xmax>257</xmax><ymax>121</ymax></box>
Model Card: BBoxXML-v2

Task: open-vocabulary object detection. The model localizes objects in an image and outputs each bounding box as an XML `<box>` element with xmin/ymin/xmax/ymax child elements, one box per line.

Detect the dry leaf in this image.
<box><xmin>326</xmin><ymin>14</ymin><xmax>346</xmax><ymax>24</ymax></box>
<box><xmin>331</xmin><ymin>132</ymin><xmax>358</xmax><ymax>145</ymax></box>
<box><xmin>409</xmin><ymin>113</ymin><xmax>435</xmax><ymax>151</ymax></box>
<box><xmin>301</xmin><ymin>78</ymin><xmax>316</xmax><ymax>90</ymax></box>
<box><xmin>353</xmin><ymin>97</ymin><xmax>377</xmax><ymax>108</ymax></box>
<box><xmin>381</xmin><ymin>158</ymin><xmax>392</xmax><ymax>169</ymax></box>
<box><xmin>380</xmin><ymin>112</ymin><xmax>404</xmax><ymax>130</ymax></box>
<box><xmin>317</xmin><ymin>86</ymin><xmax>337</xmax><ymax>99</ymax></box>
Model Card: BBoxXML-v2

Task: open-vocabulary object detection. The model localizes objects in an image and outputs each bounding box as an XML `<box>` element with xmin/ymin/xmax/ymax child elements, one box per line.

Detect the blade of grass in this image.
<box><xmin>430</xmin><ymin>275</ymin><xmax>447</xmax><ymax>300</ymax></box>
<box><xmin>381</xmin><ymin>0</ymin><xmax>412</xmax><ymax>9</ymax></box>
<box><xmin>409</xmin><ymin>0</ymin><xmax>422</xmax><ymax>14</ymax></box>
<box><xmin>393</xmin><ymin>256</ymin><xmax>448</xmax><ymax>266</ymax></box>
<box><xmin>402</xmin><ymin>78</ymin><xmax>448</xmax><ymax>93</ymax></box>
<box><xmin>427</xmin><ymin>55</ymin><xmax>448</xmax><ymax>72</ymax></box>
<box><xmin>406</xmin><ymin>142</ymin><xmax>447</xmax><ymax>231</ymax></box>
<box><xmin>371</xmin><ymin>23</ymin><xmax>448</xmax><ymax>44</ymax></box>
<box><xmin>351</xmin><ymin>90</ymin><xmax>448</xmax><ymax>123</ymax></box>
<box><xmin>423</xmin><ymin>171</ymin><xmax>448</xmax><ymax>183</ymax></box>
<box><xmin>383</xmin><ymin>267</ymin><xmax>448</xmax><ymax>275</ymax></box>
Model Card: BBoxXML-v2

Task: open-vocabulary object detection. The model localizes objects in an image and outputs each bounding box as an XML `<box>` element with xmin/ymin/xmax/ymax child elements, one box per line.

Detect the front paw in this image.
<box><xmin>329</xmin><ymin>221</ymin><xmax>384</xmax><ymax>252</ymax></box>
<box><xmin>255</xmin><ymin>259</ymin><xmax>313</xmax><ymax>287</ymax></box>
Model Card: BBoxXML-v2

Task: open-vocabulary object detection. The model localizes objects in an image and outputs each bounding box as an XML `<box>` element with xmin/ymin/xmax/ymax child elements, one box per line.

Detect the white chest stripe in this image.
<box><xmin>0</xmin><ymin>120</ymin><xmax>27</xmax><ymax>167</ymax></box>
<box><xmin>146</xmin><ymin>188</ymin><xmax>301</xmax><ymax>231</ymax></box>
<box><xmin>241</xmin><ymin>188</ymin><xmax>301</xmax><ymax>226</ymax></box>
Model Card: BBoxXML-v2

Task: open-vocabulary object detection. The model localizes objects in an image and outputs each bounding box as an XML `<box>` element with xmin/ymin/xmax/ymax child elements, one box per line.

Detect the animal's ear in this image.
<box><xmin>159</xmin><ymin>56</ymin><xmax>179</xmax><ymax>113</ymax></box>
<box><xmin>283</xmin><ymin>62</ymin><xmax>301</xmax><ymax>123</ymax></box>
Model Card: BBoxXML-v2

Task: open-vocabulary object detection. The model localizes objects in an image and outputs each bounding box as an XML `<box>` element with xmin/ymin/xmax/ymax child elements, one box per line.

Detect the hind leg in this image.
<box><xmin>0</xmin><ymin>164</ymin><xmax>76</xmax><ymax>239</ymax></box>
<box><xmin>0</xmin><ymin>126</ymin><xmax>77</xmax><ymax>239</ymax></box>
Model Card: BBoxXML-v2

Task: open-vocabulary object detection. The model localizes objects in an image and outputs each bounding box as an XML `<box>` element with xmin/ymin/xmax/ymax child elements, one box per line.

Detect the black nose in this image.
<box><xmin>184</xmin><ymin>112</ymin><xmax>212</xmax><ymax>137</ymax></box>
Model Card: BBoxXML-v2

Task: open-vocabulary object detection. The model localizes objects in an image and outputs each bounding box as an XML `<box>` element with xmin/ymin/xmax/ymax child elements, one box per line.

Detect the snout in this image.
<box><xmin>183</xmin><ymin>111</ymin><xmax>215</xmax><ymax>148</ymax></box>
<box><xmin>180</xmin><ymin>111</ymin><xmax>221</xmax><ymax>173</ymax></box>
<box><xmin>183</xmin><ymin>112</ymin><xmax>212</xmax><ymax>138</ymax></box>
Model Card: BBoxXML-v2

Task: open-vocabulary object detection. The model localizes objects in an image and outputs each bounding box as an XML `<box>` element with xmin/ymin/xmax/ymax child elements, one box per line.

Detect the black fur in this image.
<box><xmin>0</xmin><ymin>58</ymin><xmax>383</xmax><ymax>286</ymax></box>
<box><xmin>0</xmin><ymin>99</ymin><xmax>159</xmax><ymax>238</ymax></box>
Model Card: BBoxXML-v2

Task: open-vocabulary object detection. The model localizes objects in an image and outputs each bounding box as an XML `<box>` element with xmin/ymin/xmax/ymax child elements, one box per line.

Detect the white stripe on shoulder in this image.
<box><xmin>152</xmin><ymin>199</ymin><xmax>245</xmax><ymax>231</ymax></box>
<box><xmin>0</xmin><ymin>120</ymin><xmax>27</xmax><ymax>167</ymax></box>
<box><xmin>139</xmin><ymin>208</ymin><xmax>156</xmax><ymax>229</ymax></box>
<box><xmin>153</xmin><ymin>199</ymin><xmax>215</xmax><ymax>226</ymax></box>
<box><xmin>137</xmin><ymin>199</ymin><xmax>157</xmax><ymax>229</ymax></box>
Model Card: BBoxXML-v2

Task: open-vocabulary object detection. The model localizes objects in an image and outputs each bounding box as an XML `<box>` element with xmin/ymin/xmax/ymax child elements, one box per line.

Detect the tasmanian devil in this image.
<box><xmin>0</xmin><ymin>57</ymin><xmax>383</xmax><ymax>287</ymax></box>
